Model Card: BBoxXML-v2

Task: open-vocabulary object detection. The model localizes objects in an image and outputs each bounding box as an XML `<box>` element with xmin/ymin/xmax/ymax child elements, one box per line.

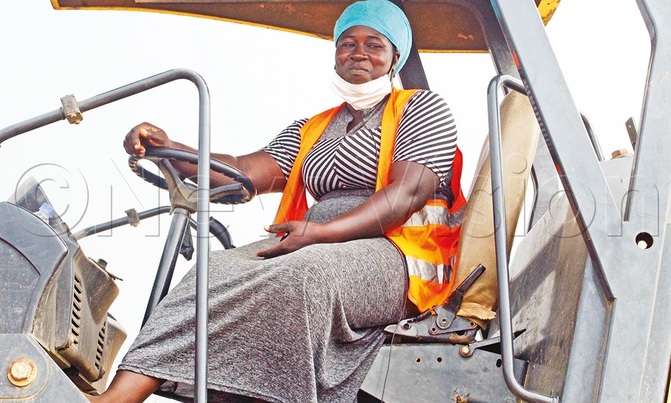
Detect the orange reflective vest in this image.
<box><xmin>274</xmin><ymin>88</ymin><xmax>467</xmax><ymax>312</ymax></box>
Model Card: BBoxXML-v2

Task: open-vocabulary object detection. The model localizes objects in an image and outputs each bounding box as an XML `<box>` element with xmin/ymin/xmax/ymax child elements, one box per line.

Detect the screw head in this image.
<box><xmin>7</xmin><ymin>358</ymin><xmax>37</xmax><ymax>387</ymax></box>
<box><xmin>459</xmin><ymin>345</ymin><xmax>471</xmax><ymax>357</ymax></box>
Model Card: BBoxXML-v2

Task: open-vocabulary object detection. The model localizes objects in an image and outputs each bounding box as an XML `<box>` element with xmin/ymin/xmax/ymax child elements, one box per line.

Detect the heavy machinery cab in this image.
<box><xmin>1</xmin><ymin>0</ymin><xmax>670</xmax><ymax>402</ymax></box>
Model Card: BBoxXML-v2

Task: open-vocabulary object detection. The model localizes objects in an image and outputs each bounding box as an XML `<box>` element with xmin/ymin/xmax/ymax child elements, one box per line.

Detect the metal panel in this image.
<box><xmin>509</xmin><ymin>158</ymin><xmax>638</xmax><ymax>401</ymax></box>
<box><xmin>0</xmin><ymin>202</ymin><xmax>68</xmax><ymax>334</ymax></box>
<box><xmin>494</xmin><ymin>0</ymin><xmax>671</xmax><ymax>400</ymax></box>
<box><xmin>361</xmin><ymin>343</ymin><xmax>527</xmax><ymax>402</ymax></box>
<box><xmin>625</xmin><ymin>2</ymin><xmax>671</xmax><ymax>398</ymax></box>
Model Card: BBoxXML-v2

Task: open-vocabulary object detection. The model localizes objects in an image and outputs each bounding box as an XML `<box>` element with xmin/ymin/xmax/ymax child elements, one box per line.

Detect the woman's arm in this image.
<box><xmin>257</xmin><ymin>160</ymin><xmax>439</xmax><ymax>258</ymax></box>
<box><xmin>123</xmin><ymin>122</ymin><xmax>286</xmax><ymax>194</ymax></box>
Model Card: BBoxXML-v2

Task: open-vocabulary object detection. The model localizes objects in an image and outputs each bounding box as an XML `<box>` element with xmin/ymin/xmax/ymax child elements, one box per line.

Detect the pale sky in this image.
<box><xmin>0</xmin><ymin>1</ymin><xmax>649</xmax><ymax>401</ymax></box>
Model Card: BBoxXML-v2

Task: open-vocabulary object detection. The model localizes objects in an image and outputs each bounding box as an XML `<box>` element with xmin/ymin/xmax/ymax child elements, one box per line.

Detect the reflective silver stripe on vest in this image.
<box><xmin>406</xmin><ymin>257</ymin><xmax>451</xmax><ymax>284</ymax></box>
<box><xmin>402</xmin><ymin>204</ymin><xmax>448</xmax><ymax>227</ymax></box>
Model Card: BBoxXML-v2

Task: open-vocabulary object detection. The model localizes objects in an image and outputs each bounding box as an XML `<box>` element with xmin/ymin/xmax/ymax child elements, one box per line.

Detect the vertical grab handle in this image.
<box><xmin>487</xmin><ymin>74</ymin><xmax>559</xmax><ymax>403</ymax></box>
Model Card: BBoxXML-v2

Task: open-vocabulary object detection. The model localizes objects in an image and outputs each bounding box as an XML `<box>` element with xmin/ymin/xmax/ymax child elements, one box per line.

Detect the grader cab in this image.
<box><xmin>0</xmin><ymin>0</ymin><xmax>669</xmax><ymax>402</ymax></box>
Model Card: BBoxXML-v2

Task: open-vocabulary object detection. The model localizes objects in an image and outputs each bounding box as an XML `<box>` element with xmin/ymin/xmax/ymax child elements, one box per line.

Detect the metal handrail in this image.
<box><xmin>486</xmin><ymin>74</ymin><xmax>559</xmax><ymax>403</ymax></box>
<box><xmin>74</xmin><ymin>206</ymin><xmax>172</xmax><ymax>240</ymax></box>
<box><xmin>0</xmin><ymin>69</ymin><xmax>212</xmax><ymax>402</ymax></box>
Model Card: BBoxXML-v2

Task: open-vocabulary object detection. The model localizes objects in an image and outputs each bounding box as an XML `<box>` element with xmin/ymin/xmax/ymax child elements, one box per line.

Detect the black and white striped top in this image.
<box><xmin>264</xmin><ymin>90</ymin><xmax>458</xmax><ymax>201</ymax></box>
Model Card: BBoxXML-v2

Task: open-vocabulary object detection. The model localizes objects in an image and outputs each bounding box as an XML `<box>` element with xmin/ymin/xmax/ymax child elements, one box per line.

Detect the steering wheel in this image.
<box><xmin>128</xmin><ymin>146</ymin><xmax>256</xmax><ymax>205</ymax></box>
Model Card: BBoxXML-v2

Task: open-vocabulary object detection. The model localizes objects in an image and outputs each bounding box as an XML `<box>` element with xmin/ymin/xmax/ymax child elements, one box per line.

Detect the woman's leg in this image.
<box><xmin>86</xmin><ymin>370</ymin><xmax>163</xmax><ymax>403</ymax></box>
<box><xmin>87</xmin><ymin>371</ymin><xmax>270</xmax><ymax>403</ymax></box>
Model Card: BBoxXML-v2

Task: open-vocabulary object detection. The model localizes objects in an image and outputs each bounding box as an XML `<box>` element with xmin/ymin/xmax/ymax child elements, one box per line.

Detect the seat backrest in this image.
<box><xmin>454</xmin><ymin>90</ymin><xmax>542</xmax><ymax>324</ymax></box>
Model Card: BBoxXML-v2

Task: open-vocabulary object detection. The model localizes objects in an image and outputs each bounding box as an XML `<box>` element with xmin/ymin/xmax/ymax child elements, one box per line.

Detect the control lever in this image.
<box><xmin>384</xmin><ymin>264</ymin><xmax>486</xmax><ymax>344</ymax></box>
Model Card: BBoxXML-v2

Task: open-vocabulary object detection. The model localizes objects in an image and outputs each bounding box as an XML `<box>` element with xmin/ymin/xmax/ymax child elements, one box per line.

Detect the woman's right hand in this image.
<box><xmin>123</xmin><ymin>122</ymin><xmax>174</xmax><ymax>157</ymax></box>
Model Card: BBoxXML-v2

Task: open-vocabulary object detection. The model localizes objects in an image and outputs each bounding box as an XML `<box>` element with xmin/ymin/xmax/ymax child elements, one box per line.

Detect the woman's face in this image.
<box><xmin>335</xmin><ymin>25</ymin><xmax>400</xmax><ymax>85</ymax></box>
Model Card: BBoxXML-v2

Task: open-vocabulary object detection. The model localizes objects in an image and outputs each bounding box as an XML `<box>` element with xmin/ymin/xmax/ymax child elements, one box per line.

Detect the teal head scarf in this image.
<box><xmin>333</xmin><ymin>0</ymin><xmax>413</xmax><ymax>73</ymax></box>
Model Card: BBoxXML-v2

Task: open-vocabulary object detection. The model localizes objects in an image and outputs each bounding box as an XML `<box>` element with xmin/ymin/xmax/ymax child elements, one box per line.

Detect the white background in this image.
<box><xmin>0</xmin><ymin>1</ymin><xmax>649</xmax><ymax>401</ymax></box>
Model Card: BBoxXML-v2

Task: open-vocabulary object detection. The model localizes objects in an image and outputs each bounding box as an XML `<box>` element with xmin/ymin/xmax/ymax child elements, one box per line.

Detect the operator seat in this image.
<box><xmin>454</xmin><ymin>90</ymin><xmax>541</xmax><ymax>330</ymax></box>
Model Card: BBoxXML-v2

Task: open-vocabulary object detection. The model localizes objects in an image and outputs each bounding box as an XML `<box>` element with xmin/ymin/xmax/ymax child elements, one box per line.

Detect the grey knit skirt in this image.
<box><xmin>118</xmin><ymin>190</ymin><xmax>411</xmax><ymax>402</ymax></box>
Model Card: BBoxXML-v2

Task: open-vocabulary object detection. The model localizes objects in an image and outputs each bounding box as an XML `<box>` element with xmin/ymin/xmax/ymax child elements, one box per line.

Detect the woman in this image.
<box><xmin>90</xmin><ymin>0</ymin><xmax>463</xmax><ymax>401</ymax></box>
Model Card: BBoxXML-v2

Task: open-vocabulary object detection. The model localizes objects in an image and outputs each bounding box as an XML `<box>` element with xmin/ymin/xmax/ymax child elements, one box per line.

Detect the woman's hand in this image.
<box><xmin>123</xmin><ymin>122</ymin><xmax>174</xmax><ymax>157</ymax></box>
<box><xmin>257</xmin><ymin>221</ymin><xmax>325</xmax><ymax>258</ymax></box>
<box><xmin>122</xmin><ymin>122</ymin><xmax>286</xmax><ymax>193</ymax></box>
<box><xmin>257</xmin><ymin>161</ymin><xmax>440</xmax><ymax>259</ymax></box>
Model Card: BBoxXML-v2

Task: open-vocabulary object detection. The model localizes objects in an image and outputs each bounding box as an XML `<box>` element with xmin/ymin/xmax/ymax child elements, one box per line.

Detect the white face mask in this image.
<box><xmin>330</xmin><ymin>71</ymin><xmax>392</xmax><ymax>110</ymax></box>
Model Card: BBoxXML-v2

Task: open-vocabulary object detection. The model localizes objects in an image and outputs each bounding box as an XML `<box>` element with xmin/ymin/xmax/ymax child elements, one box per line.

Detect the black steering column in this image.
<box><xmin>129</xmin><ymin>146</ymin><xmax>256</xmax><ymax>326</ymax></box>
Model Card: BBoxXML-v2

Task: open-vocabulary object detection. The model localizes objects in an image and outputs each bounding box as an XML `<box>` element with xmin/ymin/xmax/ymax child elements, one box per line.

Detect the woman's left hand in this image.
<box><xmin>257</xmin><ymin>161</ymin><xmax>440</xmax><ymax>259</ymax></box>
<box><xmin>257</xmin><ymin>221</ymin><xmax>325</xmax><ymax>258</ymax></box>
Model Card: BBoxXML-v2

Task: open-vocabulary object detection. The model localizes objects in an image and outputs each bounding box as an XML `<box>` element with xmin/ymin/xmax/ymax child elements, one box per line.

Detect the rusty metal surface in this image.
<box><xmin>50</xmin><ymin>0</ymin><xmax>550</xmax><ymax>53</ymax></box>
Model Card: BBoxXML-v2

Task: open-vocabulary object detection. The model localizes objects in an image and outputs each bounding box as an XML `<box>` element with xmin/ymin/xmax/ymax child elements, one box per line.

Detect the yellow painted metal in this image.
<box><xmin>537</xmin><ymin>0</ymin><xmax>561</xmax><ymax>25</ymax></box>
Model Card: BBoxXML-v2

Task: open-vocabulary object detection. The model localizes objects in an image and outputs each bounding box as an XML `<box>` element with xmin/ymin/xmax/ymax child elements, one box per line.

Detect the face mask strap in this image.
<box><xmin>388</xmin><ymin>46</ymin><xmax>400</xmax><ymax>78</ymax></box>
